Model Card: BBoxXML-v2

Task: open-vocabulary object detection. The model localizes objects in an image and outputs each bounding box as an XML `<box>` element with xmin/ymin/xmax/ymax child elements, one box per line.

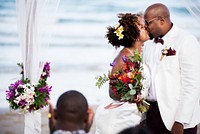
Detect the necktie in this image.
<box><xmin>154</xmin><ymin>38</ymin><xmax>164</xmax><ymax>45</ymax></box>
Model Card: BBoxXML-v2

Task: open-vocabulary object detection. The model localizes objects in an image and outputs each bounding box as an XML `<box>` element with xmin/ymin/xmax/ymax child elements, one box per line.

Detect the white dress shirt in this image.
<box><xmin>143</xmin><ymin>40</ymin><xmax>165</xmax><ymax>102</ymax></box>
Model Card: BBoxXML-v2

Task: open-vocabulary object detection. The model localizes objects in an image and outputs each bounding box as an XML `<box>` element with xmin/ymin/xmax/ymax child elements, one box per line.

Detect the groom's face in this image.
<box><xmin>144</xmin><ymin>11</ymin><xmax>161</xmax><ymax>39</ymax></box>
<box><xmin>145</xmin><ymin>27</ymin><xmax>154</xmax><ymax>40</ymax></box>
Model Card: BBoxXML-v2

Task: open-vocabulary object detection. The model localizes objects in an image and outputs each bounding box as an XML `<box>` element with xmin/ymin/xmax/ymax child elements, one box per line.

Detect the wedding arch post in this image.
<box><xmin>16</xmin><ymin>0</ymin><xmax>60</xmax><ymax>133</ymax></box>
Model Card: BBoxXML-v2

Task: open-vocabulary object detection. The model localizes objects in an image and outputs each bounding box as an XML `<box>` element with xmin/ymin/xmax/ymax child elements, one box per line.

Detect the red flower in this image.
<box><xmin>118</xmin><ymin>73</ymin><xmax>131</xmax><ymax>83</ymax></box>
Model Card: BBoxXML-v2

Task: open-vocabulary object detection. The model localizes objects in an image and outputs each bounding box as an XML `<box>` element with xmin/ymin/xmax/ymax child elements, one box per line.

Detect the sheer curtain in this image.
<box><xmin>16</xmin><ymin>0</ymin><xmax>60</xmax><ymax>133</ymax></box>
<box><xmin>184</xmin><ymin>0</ymin><xmax>200</xmax><ymax>23</ymax></box>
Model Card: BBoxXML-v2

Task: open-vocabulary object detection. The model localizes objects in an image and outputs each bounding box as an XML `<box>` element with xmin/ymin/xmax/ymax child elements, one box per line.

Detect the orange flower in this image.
<box><xmin>123</xmin><ymin>64</ymin><xmax>128</xmax><ymax>70</ymax></box>
<box><xmin>127</xmin><ymin>72</ymin><xmax>135</xmax><ymax>79</ymax></box>
<box><xmin>118</xmin><ymin>73</ymin><xmax>130</xmax><ymax>83</ymax></box>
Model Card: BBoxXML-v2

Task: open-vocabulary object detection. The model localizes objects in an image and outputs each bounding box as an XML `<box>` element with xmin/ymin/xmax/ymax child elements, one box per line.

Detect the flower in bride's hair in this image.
<box><xmin>114</xmin><ymin>24</ymin><xmax>124</xmax><ymax>40</ymax></box>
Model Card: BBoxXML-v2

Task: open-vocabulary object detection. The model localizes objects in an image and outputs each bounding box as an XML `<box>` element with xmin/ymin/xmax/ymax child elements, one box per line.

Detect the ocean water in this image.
<box><xmin>0</xmin><ymin>0</ymin><xmax>200</xmax><ymax>109</ymax></box>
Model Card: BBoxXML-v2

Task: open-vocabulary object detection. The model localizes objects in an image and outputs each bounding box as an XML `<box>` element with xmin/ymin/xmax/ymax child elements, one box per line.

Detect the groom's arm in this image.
<box><xmin>175</xmin><ymin>35</ymin><xmax>200</xmax><ymax>124</ymax></box>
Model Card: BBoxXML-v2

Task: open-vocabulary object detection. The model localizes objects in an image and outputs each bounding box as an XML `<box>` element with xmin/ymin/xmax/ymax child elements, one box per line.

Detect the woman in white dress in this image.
<box><xmin>94</xmin><ymin>13</ymin><xmax>150</xmax><ymax>134</ymax></box>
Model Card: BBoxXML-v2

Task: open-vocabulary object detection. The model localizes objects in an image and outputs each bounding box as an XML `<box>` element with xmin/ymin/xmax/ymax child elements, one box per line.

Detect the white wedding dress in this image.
<box><xmin>94</xmin><ymin>63</ymin><xmax>150</xmax><ymax>134</ymax></box>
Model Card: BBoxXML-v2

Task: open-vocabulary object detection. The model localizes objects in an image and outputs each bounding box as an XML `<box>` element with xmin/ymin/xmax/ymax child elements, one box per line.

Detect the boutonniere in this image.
<box><xmin>160</xmin><ymin>47</ymin><xmax>176</xmax><ymax>60</ymax></box>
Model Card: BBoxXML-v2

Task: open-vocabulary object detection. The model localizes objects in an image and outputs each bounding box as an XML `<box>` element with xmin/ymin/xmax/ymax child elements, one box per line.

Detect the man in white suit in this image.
<box><xmin>143</xmin><ymin>3</ymin><xmax>200</xmax><ymax>134</ymax></box>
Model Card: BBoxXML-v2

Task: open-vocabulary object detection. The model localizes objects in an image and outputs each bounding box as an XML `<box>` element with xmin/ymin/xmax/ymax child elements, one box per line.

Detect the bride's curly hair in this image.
<box><xmin>106</xmin><ymin>13</ymin><xmax>141</xmax><ymax>48</ymax></box>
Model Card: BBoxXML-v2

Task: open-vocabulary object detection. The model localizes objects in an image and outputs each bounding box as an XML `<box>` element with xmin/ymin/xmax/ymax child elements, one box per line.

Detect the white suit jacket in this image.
<box><xmin>143</xmin><ymin>25</ymin><xmax>200</xmax><ymax>130</ymax></box>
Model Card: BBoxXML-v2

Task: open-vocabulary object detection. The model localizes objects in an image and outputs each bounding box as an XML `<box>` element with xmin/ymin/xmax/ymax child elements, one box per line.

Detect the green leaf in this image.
<box><xmin>95</xmin><ymin>73</ymin><xmax>109</xmax><ymax>88</ymax></box>
<box><xmin>128</xmin><ymin>84</ymin><xmax>133</xmax><ymax>90</ymax></box>
<box><xmin>130</xmin><ymin>89</ymin><xmax>136</xmax><ymax>95</ymax></box>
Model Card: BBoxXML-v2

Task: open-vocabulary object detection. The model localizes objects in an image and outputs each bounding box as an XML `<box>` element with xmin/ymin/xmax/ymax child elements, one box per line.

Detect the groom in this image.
<box><xmin>143</xmin><ymin>3</ymin><xmax>200</xmax><ymax>134</ymax></box>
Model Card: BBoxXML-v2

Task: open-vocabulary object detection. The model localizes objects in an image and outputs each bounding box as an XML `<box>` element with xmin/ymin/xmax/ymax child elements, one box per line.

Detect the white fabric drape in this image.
<box><xmin>16</xmin><ymin>0</ymin><xmax>60</xmax><ymax>133</ymax></box>
<box><xmin>184</xmin><ymin>0</ymin><xmax>200</xmax><ymax>23</ymax></box>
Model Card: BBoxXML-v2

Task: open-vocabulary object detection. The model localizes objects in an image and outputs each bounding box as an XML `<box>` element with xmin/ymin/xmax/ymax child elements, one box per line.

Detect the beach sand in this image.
<box><xmin>0</xmin><ymin>106</ymin><xmax>97</xmax><ymax>134</ymax></box>
<box><xmin>0</xmin><ymin>106</ymin><xmax>199</xmax><ymax>134</ymax></box>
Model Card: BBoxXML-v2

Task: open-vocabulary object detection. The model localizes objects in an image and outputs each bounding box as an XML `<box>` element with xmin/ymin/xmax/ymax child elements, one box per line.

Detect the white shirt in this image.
<box><xmin>143</xmin><ymin>40</ymin><xmax>164</xmax><ymax>101</ymax></box>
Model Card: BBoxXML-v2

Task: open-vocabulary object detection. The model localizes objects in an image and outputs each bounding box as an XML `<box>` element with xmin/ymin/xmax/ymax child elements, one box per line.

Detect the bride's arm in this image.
<box><xmin>108</xmin><ymin>52</ymin><xmax>125</xmax><ymax>101</ymax></box>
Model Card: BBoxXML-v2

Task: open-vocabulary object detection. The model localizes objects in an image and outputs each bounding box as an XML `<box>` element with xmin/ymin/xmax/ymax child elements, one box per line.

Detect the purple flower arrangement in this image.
<box><xmin>6</xmin><ymin>62</ymin><xmax>52</xmax><ymax>113</ymax></box>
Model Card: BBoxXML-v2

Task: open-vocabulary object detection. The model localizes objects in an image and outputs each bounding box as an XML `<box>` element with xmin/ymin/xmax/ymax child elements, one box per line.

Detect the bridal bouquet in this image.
<box><xmin>96</xmin><ymin>51</ymin><xmax>149</xmax><ymax>113</ymax></box>
<box><xmin>6</xmin><ymin>62</ymin><xmax>52</xmax><ymax>113</ymax></box>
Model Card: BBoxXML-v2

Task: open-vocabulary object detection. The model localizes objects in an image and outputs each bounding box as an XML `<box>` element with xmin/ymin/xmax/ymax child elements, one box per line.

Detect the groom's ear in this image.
<box><xmin>158</xmin><ymin>16</ymin><xmax>165</xmax><ymax>25</ymax></box>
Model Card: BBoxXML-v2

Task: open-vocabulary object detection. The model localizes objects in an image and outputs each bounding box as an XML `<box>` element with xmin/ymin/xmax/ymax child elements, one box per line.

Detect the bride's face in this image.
<box><xmin>137</xmin><ymin>17</ymin><xmax>150</xmax><ymax>42</ymax></box>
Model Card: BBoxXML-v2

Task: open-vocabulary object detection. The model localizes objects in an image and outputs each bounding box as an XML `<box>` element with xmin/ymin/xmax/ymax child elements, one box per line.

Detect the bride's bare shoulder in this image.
<box><xmin>111</xmin><ymin>48</ymin><xmax>132</xmax><ymax>73</ymax></box>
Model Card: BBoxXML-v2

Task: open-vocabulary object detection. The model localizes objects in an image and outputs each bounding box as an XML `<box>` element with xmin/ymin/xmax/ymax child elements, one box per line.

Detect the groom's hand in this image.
<box><xmin>171</xmin><ymin>121</ymin><xmax>183</xmax><ymax>134</ymax></box>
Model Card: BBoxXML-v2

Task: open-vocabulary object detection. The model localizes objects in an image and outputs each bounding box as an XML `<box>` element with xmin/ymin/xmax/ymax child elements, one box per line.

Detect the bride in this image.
<box><xmin>94</xmin><ymin>13</ymin><xmax>150</xmax><ymax>134</ymax></box>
